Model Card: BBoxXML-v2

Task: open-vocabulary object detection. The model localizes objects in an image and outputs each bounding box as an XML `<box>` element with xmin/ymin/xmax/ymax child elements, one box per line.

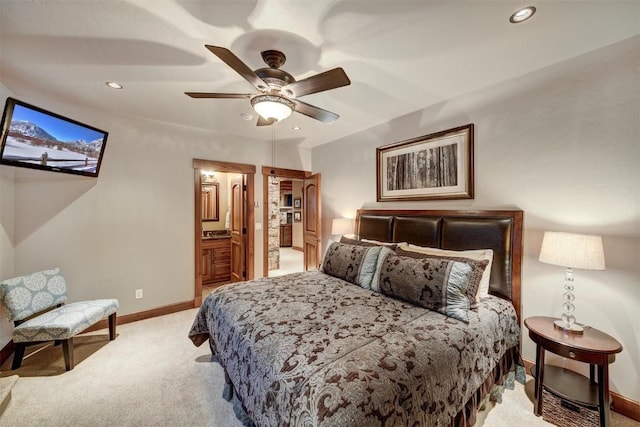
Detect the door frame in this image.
<box><xmin>261</xmin><ymin>166</ymin><xmax>312</xmax><ymax>277</ymax></box>
<box><xmin>194</xmin><ymin>159</ymin><xmax>256</xmax><ymax>307</ymax></box>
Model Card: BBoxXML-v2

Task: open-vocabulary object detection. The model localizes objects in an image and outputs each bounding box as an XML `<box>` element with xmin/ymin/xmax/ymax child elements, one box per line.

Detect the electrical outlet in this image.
<box><xmin>135</xmin><ymin>289</ymin><xmax>143</xmax><ymax>299</ymax></box>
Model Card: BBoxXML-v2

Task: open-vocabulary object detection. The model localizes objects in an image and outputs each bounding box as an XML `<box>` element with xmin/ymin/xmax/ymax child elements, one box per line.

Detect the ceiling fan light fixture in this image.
<box><xmin>251</xmin><ymin>95</ymin><xmax>295</xmax><ymax>122</ymax></box>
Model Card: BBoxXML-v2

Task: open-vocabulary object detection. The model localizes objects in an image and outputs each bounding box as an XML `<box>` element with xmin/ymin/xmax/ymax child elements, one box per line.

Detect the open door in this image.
<box><xmin>303</xmin><ymin>173</ymin><xmax>322</xmax><ymax>270</ymax></box>
<box><xmin>230</xmin><ymin>175</ymin><xmax>246</xmax><ymax>282</ymax></box>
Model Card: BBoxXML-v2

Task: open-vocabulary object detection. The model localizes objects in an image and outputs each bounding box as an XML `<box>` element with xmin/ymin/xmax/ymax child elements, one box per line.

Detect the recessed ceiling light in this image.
<box><xmin>509</xmin><ymin>6</ymin><xmax>536</xmax><ymax>24</ymax></box>
<box><xmin>105</xmin><ymin>81</ymin><xmax>123</xmax><ymax>89</ymax></box>
<box><xmin>241</xmin><ymin>113</ymin><xmax>254</xmax><ymax>121</ymax></box>
<box><xmin>292</xmin><ymin>126</ymin><xmax>301</xmax><ymax>131</ymax></box>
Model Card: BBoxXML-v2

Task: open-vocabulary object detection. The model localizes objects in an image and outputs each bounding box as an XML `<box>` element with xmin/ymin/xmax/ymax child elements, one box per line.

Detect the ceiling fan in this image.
<box><xmin>185</xmin><ymin>45</ymin><xmax>351</xmax><ymax>126</ymax></box>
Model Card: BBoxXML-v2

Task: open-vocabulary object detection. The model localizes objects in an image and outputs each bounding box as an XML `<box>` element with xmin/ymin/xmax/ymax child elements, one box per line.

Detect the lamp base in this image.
<box><xmin>554</xmin><ymin>319</ymin><xmax>584</xmax><ymax>334</ymax></box>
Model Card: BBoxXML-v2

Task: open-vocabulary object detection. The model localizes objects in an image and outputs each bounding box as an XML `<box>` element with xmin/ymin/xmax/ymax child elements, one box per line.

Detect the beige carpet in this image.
<box><xmin>268</xmin><ymin>247</ymin><xmax>304</xmax><ymax>277</ymax></box>
<box><xmin>0</xmin><ymin>308</ymin><xmax>637</xmax><ymax>426</ymax></box>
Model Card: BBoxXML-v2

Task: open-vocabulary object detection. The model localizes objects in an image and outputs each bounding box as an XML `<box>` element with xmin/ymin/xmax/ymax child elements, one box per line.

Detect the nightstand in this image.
<box><xmin>524</xmin><ymin>316</ymin><xmax>622</xmax><ymax>427</ymax></box>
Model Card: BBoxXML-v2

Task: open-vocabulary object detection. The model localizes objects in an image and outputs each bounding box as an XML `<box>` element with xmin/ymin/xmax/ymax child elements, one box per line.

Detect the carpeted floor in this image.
<box><xmin>0</xmin><ymin>308</ymin><xmax>637</xmax><ymax>426</ymax></box>
<box><xmin>268</xmin><ymin>247</ymin><xmax>304</xmax><ymax>277</ymax></box>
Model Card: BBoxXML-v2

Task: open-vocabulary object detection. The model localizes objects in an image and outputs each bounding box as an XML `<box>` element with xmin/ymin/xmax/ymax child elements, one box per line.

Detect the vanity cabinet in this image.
<box><xmin>202</xmin><ymin>237</ymin><xmax>231</xmax><ymax>284</ymax></box>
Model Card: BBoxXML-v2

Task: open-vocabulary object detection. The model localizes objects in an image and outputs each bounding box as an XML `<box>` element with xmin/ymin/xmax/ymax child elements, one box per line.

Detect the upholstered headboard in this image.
<box><xmin>355</xmin><ymin>209</ymin><xmax>524</xmax><ymax>322</ymax></box>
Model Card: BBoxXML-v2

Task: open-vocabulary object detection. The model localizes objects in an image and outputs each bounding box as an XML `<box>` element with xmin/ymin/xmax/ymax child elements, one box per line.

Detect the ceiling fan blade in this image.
<box><xmin>256</xmin><ymin>116</ymin><xmax>276</xmax><ymax>126</ymax></box>
<box><xmin>290</xmin><ymin>99</ymin><xmax>339</xmax><ymax>124</ymax></box>
<box><xmin>205</xmin><ymin>45</ymin><xmax>269</xmax><ymax>92</ymax></box>
<box><xmin>281</xmin><ymin>68</ymin><xmax>351</xmax><ymax>98</ymax></box>
<box><xmin>185</xmin><ymin>92</ymin><xmax>252</xmax><ymax>99</ymax></box>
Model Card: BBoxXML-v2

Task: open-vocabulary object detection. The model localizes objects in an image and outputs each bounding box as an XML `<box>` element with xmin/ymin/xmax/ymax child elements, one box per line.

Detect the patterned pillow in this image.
<box><xmin>395</xmin><ymin>247</ymin><xmax>489</xmax><ymax>309</ymax></box>
<box><xmin>0</xmin><ymin>268</ymin><xmax>68</xmax><ymax>321</ymax></box>
<box><xmin>374</xmin><ymin>251</ymin><xmax>474</xmax><ymax>323</ymax></box>
<box><xmin>321</xmin><ymin>241</ymin><xmax>382</xmax><ymax>290</ymax></box>
<box><xmin>396</xmin><ymin>243</ymin><xmax>493</xmax><ymax>301</ymax></box>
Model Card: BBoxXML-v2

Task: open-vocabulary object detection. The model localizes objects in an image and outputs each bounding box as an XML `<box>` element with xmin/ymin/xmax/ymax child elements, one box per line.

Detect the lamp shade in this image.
<box><xmin>331</xmin><ymin>218</ymin><xmax>354</xmax><ymax>236</ymax></box>
<box><xmin>539</xmin><ymin>231</ymin><xmax>605</xmax><ymax>270</ymax></box>
<box><xmin>251</xmin><ymin>95</ymin><xmax>294</xmax><ymax>122</ymax></box>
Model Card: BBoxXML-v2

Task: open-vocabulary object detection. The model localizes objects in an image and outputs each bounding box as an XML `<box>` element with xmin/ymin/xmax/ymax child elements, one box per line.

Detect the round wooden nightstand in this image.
<box><xmin>524</xmin><ymin>316</ymin><xmax>622</xmax><ymax>427</ymax></box>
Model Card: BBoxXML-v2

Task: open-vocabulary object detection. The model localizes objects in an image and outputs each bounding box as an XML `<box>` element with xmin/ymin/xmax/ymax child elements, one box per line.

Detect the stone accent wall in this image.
<box><xmin>268</xmin><ymin>176</ymin><xmax>280</xmax><ymax>270</ymax></box>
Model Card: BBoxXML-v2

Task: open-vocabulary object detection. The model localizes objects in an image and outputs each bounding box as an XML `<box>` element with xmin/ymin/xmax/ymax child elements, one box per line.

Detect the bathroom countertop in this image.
<box><xmin>202</xmin><ymin>231</ymin><xmax>231</xmax><ymax>240</ymax></box>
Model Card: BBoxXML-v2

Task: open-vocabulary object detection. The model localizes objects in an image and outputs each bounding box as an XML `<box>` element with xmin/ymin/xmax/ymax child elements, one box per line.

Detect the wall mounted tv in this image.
<box><xmin>0</xmin><ymin>97</ymin><xmax>108</xmax><ymax>177</ymax></box>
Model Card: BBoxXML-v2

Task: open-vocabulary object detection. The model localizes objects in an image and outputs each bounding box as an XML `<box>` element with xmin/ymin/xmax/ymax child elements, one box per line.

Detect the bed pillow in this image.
<box><xmin>370</xmin><ymin>246</ymin><xmax>393</xmax><ymax>293</ymax></box>
<box><xmin>395</xmin><ymin>247</ymin><xmax>488</xmax><ymax>309</ymax></box>
<box><xmin>361</xmin><ymin>238</ymin><xmax>400</xmax><ymax>247</ymax></box>
<box><xmin>321</xmin><ymin>241</ymin><xmax>382</xmax><ymax>290</ymax></box>
<box><xmin>339</xmin><ymin>236</ymin><xmax>400</xmax><ymax>250</ymax></box>
<box><xmin>396</xmin><ymin>243</ymin><xmax>494</xmax><ymax>301</ymax></box>
<box><xmin>339</xmin><ymin>236</ymin><xmax>378</xmax><ymax>247</ymax></box>
<box><xmin>374</xmin><ymin>250</ymin><xmax>474</xmax><ymax>323</ymax></box>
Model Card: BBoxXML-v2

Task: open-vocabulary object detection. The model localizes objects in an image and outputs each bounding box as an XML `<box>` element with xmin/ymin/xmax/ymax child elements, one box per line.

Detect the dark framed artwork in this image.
<box><xmin>294</xmin><ymin>211</ymin><xmax>302</xmax><ymax>222</ymax></box>
<box><xmin>376</xmin><ymin>124</ymin><xmax>474</xmax><ymax>201</ymax></box>
<box><xmin>293</xmin><ymin>197</ymin><xmax>301</xmax><ymax>208</ymax></box>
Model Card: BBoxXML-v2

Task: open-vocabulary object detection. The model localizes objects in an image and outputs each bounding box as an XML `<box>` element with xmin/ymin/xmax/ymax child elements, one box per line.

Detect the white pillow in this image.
<box><xmin>396</xmin><ymin>243</ymin><xmax>494</xmax><ymax>301</ymax></box>
<box><xmin>361</xmin><ymin>239</ymin><xmax>405</xmax><ymax>247</ymax></box>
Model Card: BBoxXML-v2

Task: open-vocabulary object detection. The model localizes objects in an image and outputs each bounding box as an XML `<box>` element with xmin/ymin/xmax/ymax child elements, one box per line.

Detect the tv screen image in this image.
<box><xmin>0</xmin><ymin>97</ymin><xmax>108</xmax><ymax>177</ymax></box>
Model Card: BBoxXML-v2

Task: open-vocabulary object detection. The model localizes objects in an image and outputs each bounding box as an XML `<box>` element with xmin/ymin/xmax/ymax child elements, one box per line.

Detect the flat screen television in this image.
<box><xmin>0</xmin><ymin>97</ymin><xmax>108</xmax><ymax>177</ymax></box>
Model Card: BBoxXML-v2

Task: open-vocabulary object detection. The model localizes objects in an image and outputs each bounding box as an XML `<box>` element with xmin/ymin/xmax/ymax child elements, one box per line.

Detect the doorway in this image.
<box><xmin>193</xmin><ymin>159</ymin><xmax>255</xmax><ymax>307</ymax></box>
<box><xmin>262</xmin><ymin>166</ymin><xmax>322</xmax><ymax>277</ymax></box>
<box><xmin>267</xmin><ymin>176</ymin><xmax>304</xmax><ymax>277</ymax></box>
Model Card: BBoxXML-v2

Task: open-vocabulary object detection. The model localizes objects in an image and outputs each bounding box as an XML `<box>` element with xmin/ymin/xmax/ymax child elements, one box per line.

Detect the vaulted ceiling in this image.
<box><xmin>1</xmin><ymin>1</ymin><xmax>638</xmax><ymax>148</ymax></box>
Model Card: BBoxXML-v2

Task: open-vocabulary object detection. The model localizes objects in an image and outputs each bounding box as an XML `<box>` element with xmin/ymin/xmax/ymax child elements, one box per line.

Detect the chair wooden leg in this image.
<box><xmin>62</xmin><ymin>338</ymin><xmax>74</xmax><ymax>371</ymax></box>
<box><xmin>108</xmin><ymin>313</ymin><xmax>117</xmax><ymax>340</ymax></box>
<box><xmin>11</xmin><ymin>343</ymin><xmax>26</xmax><ymax>370</ymax></box>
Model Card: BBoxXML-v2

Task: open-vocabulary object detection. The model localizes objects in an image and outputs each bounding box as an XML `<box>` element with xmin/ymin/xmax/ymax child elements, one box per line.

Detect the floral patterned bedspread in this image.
<box><xmin>189</xmin><ymin>271</ymin><xmax>520</xmax><ymax>427</ymax></box>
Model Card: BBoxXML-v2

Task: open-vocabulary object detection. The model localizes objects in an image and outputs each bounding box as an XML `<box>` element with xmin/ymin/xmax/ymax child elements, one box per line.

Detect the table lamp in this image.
<box><xmin>539</xmin><ymin>231</ymin><xmax>605</xmax><ymax>334</ymax></box>
<box><xmin>331</xmin><ymin>218</ymin><xmax>354</xmax><ymax>237</ymax></box>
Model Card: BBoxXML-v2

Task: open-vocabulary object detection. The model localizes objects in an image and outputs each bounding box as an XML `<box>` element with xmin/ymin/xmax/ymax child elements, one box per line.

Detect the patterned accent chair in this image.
<box><xmin>0</xmin><ymin>268</ymin><xmax>119</xmax><ymax>371</ymax></box>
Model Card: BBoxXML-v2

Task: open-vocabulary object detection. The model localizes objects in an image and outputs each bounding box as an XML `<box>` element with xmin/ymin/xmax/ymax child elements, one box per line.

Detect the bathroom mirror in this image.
<box><xmin>202</xmin><ymin>182</ymin><xmax>219</xmax><ymax>221</ymax></box>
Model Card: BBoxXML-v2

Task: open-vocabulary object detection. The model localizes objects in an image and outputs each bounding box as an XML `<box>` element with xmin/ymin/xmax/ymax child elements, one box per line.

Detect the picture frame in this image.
<box><xmin>376</xmin><ymin>124</ymin><xmax>474</xmax><ymax>201</ymax></box>
<box><xmin>293</xmin><ymin>197</ymin><xmax>301</xmax><ymax>208</ymax></box>
<box><xmin>293</xmin><ymin>211</ymin><xmax>302</xmax><ymax>222</ymax></box>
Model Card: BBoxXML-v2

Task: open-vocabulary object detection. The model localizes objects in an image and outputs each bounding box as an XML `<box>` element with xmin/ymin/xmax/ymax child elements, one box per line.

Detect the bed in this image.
<box><xmin>189</xmin><ymin>209</ymin><xmax>524</xmax><ymax>427</ymax></box>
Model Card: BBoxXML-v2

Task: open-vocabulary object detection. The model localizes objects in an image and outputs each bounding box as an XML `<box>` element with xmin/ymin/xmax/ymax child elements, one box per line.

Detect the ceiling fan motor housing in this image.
<box><xmin>255</xmin><ymin>67</ymin><xmax>295</xmax><ymax>91</ymax></box>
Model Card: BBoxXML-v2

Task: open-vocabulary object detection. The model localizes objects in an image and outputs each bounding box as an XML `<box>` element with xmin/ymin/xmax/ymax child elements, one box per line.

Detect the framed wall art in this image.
<box><xmin>293</xmin><ymin>211</ymin><xmax>302</xmax><ymax>222</ymax></box>
<box><xmin>376</xmin><ymin>124</ymin><xmax>474</xmax><ymax>201</ymax></box>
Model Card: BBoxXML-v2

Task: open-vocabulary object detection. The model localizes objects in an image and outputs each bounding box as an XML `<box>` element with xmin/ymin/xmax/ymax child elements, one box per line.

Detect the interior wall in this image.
<box><xmin>312</xmin><ymin>36</ymin><xmax>640</xmax><ymax>401</ymax></box>
<box><xmin>0</xmin><ymin>88</ymin><xmax>308</xmax><ymax>355</ymax></box>
<box><xmin>0</xmin><ymin>82</ymin><xmax>15</xmax><ymax>348</ymax></box>
<box><xmin>0</xmin><ymin>168</ymin><xmax>15</xmax><ymax>350</ymax></box>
